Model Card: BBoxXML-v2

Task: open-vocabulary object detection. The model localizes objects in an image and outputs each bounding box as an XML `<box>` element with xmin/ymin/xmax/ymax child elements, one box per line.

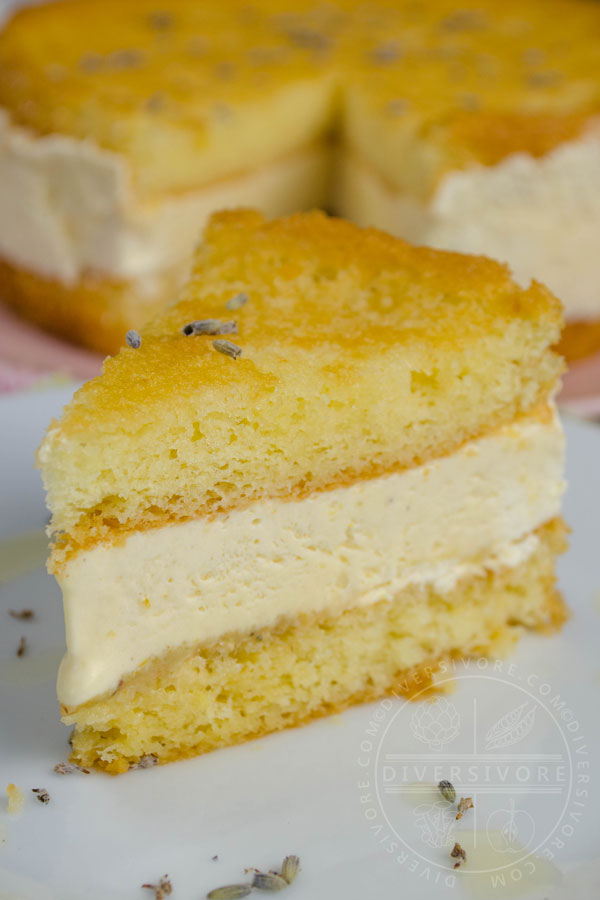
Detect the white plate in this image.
<box><xmin>1</xmin><ymin>386</ymin><xmax>600</xmax><ymax>900</ymax></box>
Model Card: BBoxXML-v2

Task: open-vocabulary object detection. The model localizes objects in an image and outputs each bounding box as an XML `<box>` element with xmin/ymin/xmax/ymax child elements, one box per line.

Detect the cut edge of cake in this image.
<box><xmin>66</xmin><ymin>519</ymin><xmax>568</xmax><ymax>774</ymax></box>
<box><xmin>37</xmin><ymin>210</ymin><xmax>568</xmax><ymax>772</ymax></box>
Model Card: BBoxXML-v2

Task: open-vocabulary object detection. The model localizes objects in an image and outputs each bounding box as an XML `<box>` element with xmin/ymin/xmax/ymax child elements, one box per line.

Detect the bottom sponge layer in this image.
<box><xmin>65</xmin><ymin>519</ymin><xmax>567</xmax><ymax>774</ymax></box>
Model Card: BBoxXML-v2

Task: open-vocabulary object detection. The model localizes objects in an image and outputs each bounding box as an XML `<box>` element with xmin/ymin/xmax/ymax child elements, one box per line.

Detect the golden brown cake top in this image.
<box><xmin>39</xmin><ymin>209</ymin><xmax>563</xmax><ymax>549</ymax></box>
<box><xmin>82</xmin><ymin>207</ymin><xmax>561</xmax><ymax>418</ymax></box>
<box><xmin>50</xmin><ymin>207</ymin><xmax>561</xmax><ymax>427</ymax></box>
<box><xmin>1</xmin><ymin>0</ymin><xmax>599</xmax><ymax>195</ymax></box>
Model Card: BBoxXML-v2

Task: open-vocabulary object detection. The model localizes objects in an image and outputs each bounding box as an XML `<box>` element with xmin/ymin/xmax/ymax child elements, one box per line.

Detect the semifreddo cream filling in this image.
<box><xmin>3</xmin><ymin>103</ymin><xmax>599</xmax><ymax>321</ymax></box>
<box><xmin>57</xmin><ymin>411</ymin><xmax>565</xmax><ymax>708</ymax></box>
<box><xmin>0</xmin><ymin>109</ymin><xmax>332</xmax><ymax>289</ymax></box>
<box><xmin>336</xmin><ymin>128</ymin><xmax>600</xmax><ymax>321</ymax></box>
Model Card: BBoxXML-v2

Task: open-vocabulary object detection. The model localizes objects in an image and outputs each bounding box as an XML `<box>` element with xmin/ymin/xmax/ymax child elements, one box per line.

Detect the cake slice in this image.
<box><xmin>38</xmin><ymin>210</ymin><xmax>567</xmax><ymax>774</ymax></box>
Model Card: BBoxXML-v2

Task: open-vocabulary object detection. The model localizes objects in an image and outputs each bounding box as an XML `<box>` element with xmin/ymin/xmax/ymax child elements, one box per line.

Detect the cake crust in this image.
<box><xmin>0</xmin><ymin>257</ymin><xmax>172</xmax><ymax>355</ymax></box>
<box><xmin>557</xmin><ymin>319</ymin><xmax>600</xmax><ymax>364</ymax></box>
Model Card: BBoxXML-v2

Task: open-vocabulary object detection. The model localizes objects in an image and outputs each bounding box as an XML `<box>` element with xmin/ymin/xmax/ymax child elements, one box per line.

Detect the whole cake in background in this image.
<box><xmin>38</xmin><ymin>209</ymin><xmax>567</xmax><ymax>773</ymax></box>
<box><xmin>0</xmin><ymin>0</ymin><xmax>599</xmax><ymax>359</ymax></box>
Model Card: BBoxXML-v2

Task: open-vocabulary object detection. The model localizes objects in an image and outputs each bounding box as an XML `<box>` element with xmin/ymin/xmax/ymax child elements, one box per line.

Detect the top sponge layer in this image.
<box><xmin>1</xmin><ymin>0</ymin><xmax>599</xmax><ymax>197</ymax></box>
<box><xmin>39</xmin><ymin>209</ymin><xmax>563</xmax><ymax>557</ymax></box>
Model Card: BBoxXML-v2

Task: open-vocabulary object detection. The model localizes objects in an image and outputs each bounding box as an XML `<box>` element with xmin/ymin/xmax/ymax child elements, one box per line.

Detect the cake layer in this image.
<box><xmin>38</xmin><ymin>210</ymin><xmax>563</xmax><ymax>545</ymax></box>
<box><xmin>0</xmin><ymin>109</ymin><xmax>332</xmax><ymax>285</ymax></box>
<box><xmin>558</xmin><ymin>319</ymin><xmax>600</xmax><ymax>365</ymax></box>
<box><xmin>65</xmin><ymin>518</ymin><xmax>567</xmax><ymax>773</ymax></box>
<box><xmin>2</xmin><ymin>0</ymin><xmax>600</xmax><ymax>355</ymax></box>
<box><xmin>2</xmin><ymin>0</ymin><xmax>599</xmax><ymax>196</ymax></box>
<box><xmin>1</xmin><ymin>96</ymin><xmax>595</xmax><ymax>323</ymax></box>
<box><xmin>1</xmin><ymin>115</ymin><xmax>593</xmax><ymax>358</ymax></box>
<box><xmin>336</xmin><ymin>130</ymin><xmax>600</xmax><ymax>321</ymax></box>
<box><xmin>57</xmin><ymin>410</ymin><xmax>564</xmax><ymax>708</ymax></box>
<box><xmin>0</xmin><ymin>257</ymin><xmax>181</xmax><ymax>355</ymax></box>
<box><xmin>0</xmin><ymin>0</ymin><xmax>339</xmax><ymax>196</ymax></box>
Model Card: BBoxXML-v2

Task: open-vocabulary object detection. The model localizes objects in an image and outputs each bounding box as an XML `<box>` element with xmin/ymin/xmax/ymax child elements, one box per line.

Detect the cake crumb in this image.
<box><xmin>142</xmin><ymin>875</ymin><xmax>172</xmax><ymax>898</ymax></box>
<box><xmin>451</xmin><ymin>842</ymin><xmax>466</xmax><ymax>869</ymax></box>
<box><xmin>6</xmin><ymin>783</ymin><xmax>23</xmax><ymax>814</ymax></box>
<box><xmin>456</xmin><ymin>797</ymin><xmax>474</xmax><ymax>820</ymax></box>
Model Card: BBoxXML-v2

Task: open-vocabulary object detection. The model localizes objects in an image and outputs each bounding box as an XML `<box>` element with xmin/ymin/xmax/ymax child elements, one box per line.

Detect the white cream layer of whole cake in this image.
<box><xmin>0</xmin><ymin>110</ymin><xmax>332</xmax><ymax>290</ymax></box>
<box><xmin>57</xmin><ymin>411</ymin><xmax>565</xmax><ymax>709</ymax></box>
<box><xmin>2</xmin><ymin>106</ymin><xmax>600</xmax><ymax>320</ymax></box>
<box><xmin>336</xmin><ymin>127</ymin><xmax>600</xmax><ymax>321</ymax></box>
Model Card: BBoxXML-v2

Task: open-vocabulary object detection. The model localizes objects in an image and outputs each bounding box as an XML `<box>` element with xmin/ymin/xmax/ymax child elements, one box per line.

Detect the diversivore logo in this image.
<box><xmin>356</xmin><ymin>658</ymin><xmax>589</xmax><ymax>890</ymax></box>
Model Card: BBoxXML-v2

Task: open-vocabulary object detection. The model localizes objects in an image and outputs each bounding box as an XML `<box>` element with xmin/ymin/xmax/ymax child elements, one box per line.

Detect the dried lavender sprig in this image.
<box><xmin>54</xmin><ymin>762</ymin><xmax>90</xmax><ymax>775</ymax></box>
<box><xmin>131</xmin><ymin>755</ymin><xmax>159</xmax><ymax>770</ymax></box>
<box><xmin>182</xmin><ymin>320</ymin><xmax>238</xmax><ymax>336</ymax></box>
<box><xmin>225</xmin><ymin>292</ymin><xmax>249</xmax><ymax>311</ymax></box>
<box><xmin>207</xmin><ymin>887</ymin><xmax>251</xmax><ymax>900</ymax></box>
<box><xmin>438</xmin><ymin>780</ymin><xmax>456</xmax><ymax>803</ymax></box>
<box><xmin>213</xmin><ymin>340</ymin><xmax>242</xmax><ymax>359</ymax></box>
<box><xmin>126</xmin><ymin>330</ymin><xmax>142</xmax><ymax>349</ymax></box>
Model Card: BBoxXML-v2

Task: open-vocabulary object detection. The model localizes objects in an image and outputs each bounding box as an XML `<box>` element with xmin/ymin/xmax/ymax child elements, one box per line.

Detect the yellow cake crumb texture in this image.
<box><xmin>38</xmin><ymin>210</ymin><xmax>564</xmax><ymax>556</ymax></box>
<box><xmin>0</xmin><ymin>0</ymin><xmax>599</xmax><ymax>195</ymax></box>
<box><xmin>5</xmin><ymin>782</ymin><xmax>24</xmax><ymax>814</ymax></box>
<box><xmin>65</xmin><ymin>518</ymin><xmax>567</xmax><ymax>773</ymax></box>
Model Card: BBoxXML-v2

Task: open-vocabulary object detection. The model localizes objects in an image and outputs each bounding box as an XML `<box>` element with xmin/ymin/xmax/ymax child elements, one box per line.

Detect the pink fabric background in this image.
<box><xmin>0</xmin><ymin>305</ymin><xmax>102</xmax><ymax>391</ymax></box>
